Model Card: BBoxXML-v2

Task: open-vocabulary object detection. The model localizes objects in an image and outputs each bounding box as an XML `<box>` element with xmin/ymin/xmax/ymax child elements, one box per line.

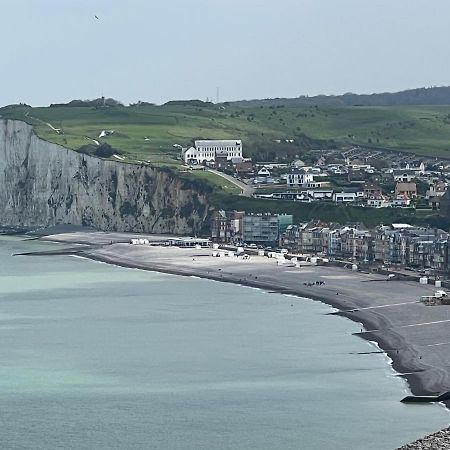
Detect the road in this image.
<box><xmin>206</xmin><ymin>169</ymin><xmax>254</xmax><ymax>197</ymax></box>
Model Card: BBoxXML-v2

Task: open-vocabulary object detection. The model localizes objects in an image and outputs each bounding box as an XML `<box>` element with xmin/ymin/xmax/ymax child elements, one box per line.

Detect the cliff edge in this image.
<box><xmin>0</xmin><ymin>119</ymin><xmax>210</xmax><ymax>234</ymax></box>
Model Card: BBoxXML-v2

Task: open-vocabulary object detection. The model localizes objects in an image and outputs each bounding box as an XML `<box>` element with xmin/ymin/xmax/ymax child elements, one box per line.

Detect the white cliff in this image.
<box><xmin>0</xmin><ymin>119</ymin><xmax>210</xmax><ymax>233</ymax></box>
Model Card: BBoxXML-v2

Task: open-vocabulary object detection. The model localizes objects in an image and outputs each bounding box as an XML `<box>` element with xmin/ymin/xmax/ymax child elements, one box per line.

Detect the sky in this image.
<box><xmin>1</xmin><ymin>0</ymin><xmax>450</xmax><ymax>106</ymax></box>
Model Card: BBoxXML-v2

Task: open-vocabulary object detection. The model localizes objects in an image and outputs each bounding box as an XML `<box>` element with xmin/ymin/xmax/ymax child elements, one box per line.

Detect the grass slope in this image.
<box><xmin>2</xmin><ymin>102</ymin><xmax>450</xmax><ymax>227</ymax></box>
<box><xmin>2</xmin><ymin>103</ymin><xmax>450</xmax><ymax>161</ymax></box>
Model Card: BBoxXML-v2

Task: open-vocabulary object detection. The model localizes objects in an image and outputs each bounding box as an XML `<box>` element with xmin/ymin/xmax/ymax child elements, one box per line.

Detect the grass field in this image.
<box><xmin>2</xmin><ymin>102</ymin><xmax>450</xmax><ymax>226</ymax></box>
<box><xmin>2</xmin><ymin>103</ymin><xmax>450</xmax><ymax>164</ymax></box>
<box><xmin>179</xmin><ymin>170</ymin><xmax>242</xmax><ymax>195</ymax></box>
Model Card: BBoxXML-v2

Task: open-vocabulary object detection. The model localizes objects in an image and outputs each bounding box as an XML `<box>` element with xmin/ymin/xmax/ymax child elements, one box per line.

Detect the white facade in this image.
<box><xmin>333</xmin><ymin>192</ymin><xmax>358</xmax><ymax>203</ymax></box>
<box><xmin>286</xmin><ymin>169</ymin><xmax>314</xmax><ymax>187</ymax></box>
<box><xmin>258</xmin><ymin>166</ymin><xmax>271</xmax><ymax>177</ymax></box>
<box><xmin>367</xmin><ymin>198</ymin><xmax>391</xmax><ymax>208</ymax></box>
<box><xmin>183</xmin><ymin>140</ymin><xmax>242</xmax><ymax>164</ymax></box>
<box><xmin>391</xmin><ymin>195</ymin><xmax>412</xmax><ymax>207</ymax></box>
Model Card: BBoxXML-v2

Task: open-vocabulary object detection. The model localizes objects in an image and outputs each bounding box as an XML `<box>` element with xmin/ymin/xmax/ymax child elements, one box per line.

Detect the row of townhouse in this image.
<box><xmin>281</xmin><ymin>221</ymin><xmax>375</xmax><ymax>261</ymax></box>
<box><xmin>374</xmin><ymin>225</ymin><xmax>449</xmax><ymax>270</ymax></box>
<box><xmin>280</xmin><ymin>221</ymin><xmax>450</xmax><ymax>270</ymax></box>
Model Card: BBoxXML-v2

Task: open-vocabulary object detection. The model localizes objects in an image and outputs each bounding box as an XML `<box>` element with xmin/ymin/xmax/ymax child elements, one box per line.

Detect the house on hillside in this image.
<box><xmin>439</xmin><ymin>189</ymin><xmax>450</xmax><ymax>215</ymax></box>
<box><xmin>395</xmin><ymin>182</ymin><xmax>417</xmax><ymax>198</ymax></box>
<box><xmin>393</xmin><ymin>169</ymin><xmax>416</xmax><ymax>183</ymax></box>
<box><xmin>364</xmin><ymin>182</ymin><xmax>383</xmax><ymax>198</ymax></box>
<box><xmin>257</xmin><ymin>166</ymin><xmax>271</xmax><ymax>177</ymax></box>
<box><xmin>333</xmin><ymin>187</ymin><xmax>364</xmax><ymax>203</ymax></box>
<box><xmin>234</xmin><ymin>160</ymin><xmax>254</xmax><ymax>174</ymax></box>
<box><xmin>367</xmin><ymin>195</ymin><xmax>391</xmax><ymax>208</ymax></box>
<box><xmin>285</xmin><ymin>168</ymin><xmax>314</xmax><ymax>187</ymax></box>
<box><xmin>425</xmin><ymin>181</ymin><xmax>447</xmax><ymax>200</ymax></box>
<box><xmin>392</xmin><ymin>194</ymin><xmax>412</xmax><ymax>208</ymax></box>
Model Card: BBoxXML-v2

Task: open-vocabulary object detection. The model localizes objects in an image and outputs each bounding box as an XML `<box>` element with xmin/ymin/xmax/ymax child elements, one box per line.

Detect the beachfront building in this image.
<box><xmin>242</xmin><ymin>214</ymin><xmax>278</xmax><ymax>244</ymax></box>
<box><xmin>242</xmin><ymin>213</ymin><xmax>293</xmax><ymax>244</ymax></box>
<box><xmin>372</xmin><ymin>224</ymin><xmax>449</xmax><ymax>270</ymax></box>
<box><xmin>339</xmin><ymin>228</ymin><xmax>375</xmax><ymax>262</ymax></box>
<box><xmin>210</xmin><ymin>210</ymin><xmax>244</xmax><ymax>243</ymax></box>
<box><xmin>167</xmin><ymin>237</ymin><xmax>211</xmax><ymax>248</ymax></box>
<box><xmin>182</xmin><ymin>140</ymin><xmax>242</xmax><ymax>165</ymax></box>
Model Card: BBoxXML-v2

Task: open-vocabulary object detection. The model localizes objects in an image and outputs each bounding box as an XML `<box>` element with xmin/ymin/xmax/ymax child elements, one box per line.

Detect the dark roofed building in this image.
<box><xmin>439</xmin><ymin>189</ymin><xmax>450</xmax><ymax>216</ymax></box>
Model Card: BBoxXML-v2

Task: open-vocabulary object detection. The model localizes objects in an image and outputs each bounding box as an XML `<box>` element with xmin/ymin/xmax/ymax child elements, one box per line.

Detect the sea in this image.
<box><xmin>0</xmin><ymin>235</ymin><xmax>449</xmax><ymax>450</ymax></box>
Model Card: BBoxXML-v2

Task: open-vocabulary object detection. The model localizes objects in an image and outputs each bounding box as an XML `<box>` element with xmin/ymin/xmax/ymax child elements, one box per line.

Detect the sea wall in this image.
<box><xmin>0</xmin><ymin>119</ymin><xmax>210</xmax><ymax>234</ymax></box>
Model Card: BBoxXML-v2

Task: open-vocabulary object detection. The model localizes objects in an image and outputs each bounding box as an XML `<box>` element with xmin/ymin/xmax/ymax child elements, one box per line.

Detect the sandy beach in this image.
<box><xmin>39</xmin><ymin>231</ymin><xmax>450</xmax><ymax>400</ymax></box>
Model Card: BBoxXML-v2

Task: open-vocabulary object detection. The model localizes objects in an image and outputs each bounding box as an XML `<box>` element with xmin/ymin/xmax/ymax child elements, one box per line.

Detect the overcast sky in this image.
<box><xmin>1</xmin><ymin>0</ymin><xmax>450</xmax><ymax>106</ymax></box>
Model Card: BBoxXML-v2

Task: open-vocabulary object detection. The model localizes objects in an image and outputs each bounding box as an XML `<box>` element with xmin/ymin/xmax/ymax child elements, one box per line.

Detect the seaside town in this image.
<box><xmin>182</xmin><ymin>139</ymin><xmax>450</xmax><ymax>209</ymax></box>
<box><xmin>171</xmin><ymin>139</ymin><xmax>450</xmax><ymax>280</ymax></box>
<box><xmin>210</xmin><ymin>213</ymin><xmax>449</xmax><ymax>274</ymax></box>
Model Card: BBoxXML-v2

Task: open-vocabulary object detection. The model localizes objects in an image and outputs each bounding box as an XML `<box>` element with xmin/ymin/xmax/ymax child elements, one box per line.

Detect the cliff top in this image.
<box><xmin>2</xmin><ymin>101</ymin><xmax>450</xmax><ymax>162</ymax></box>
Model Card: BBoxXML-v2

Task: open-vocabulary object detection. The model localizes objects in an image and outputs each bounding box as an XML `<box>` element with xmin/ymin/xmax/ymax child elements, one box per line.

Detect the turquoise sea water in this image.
<box><xmin>0</xmin><ymin>236</ymin><xmax>448</xmax><ymax>450</ymax></box>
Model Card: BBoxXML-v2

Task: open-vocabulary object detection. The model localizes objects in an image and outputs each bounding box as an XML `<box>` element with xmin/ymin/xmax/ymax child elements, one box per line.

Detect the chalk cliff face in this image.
<box><xmin>0</xmin><ymin>119</ymin><xmax>210</xmax><ymax>233</ymax></box>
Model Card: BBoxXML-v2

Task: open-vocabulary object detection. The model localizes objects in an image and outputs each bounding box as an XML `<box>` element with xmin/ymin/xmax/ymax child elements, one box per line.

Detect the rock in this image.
<box><xmin>397</xmin><ymin>427</ymin><xmax>450</xmax><ymax>449</ymax></box>
<box><xmin>0</xmin><ymin>120</ymin><xmax>209</xmax><ymax>234</ymax></box>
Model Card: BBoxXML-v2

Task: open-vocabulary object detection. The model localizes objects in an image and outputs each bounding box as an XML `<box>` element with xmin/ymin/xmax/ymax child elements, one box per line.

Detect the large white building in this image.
<box><xmin>286</xmin><ymin>169</ymin><xmax>314</xmax><ymax>187</ymax></box>
<box><xmin>183</xmin><ymin>140</ymin><xmax>242</xmax><ymax>165</ymax></box>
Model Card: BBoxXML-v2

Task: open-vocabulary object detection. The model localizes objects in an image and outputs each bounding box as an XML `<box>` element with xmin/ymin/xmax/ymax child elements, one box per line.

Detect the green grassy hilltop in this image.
<box><xmin>2</xmin><ymin>100</ymin><xmax>450</xmax><ymax>227</ymax></box>
<box><xmin>2</xmin><ymin>102</ymin><xmax>450</xmax><ymax>164</ymax></box>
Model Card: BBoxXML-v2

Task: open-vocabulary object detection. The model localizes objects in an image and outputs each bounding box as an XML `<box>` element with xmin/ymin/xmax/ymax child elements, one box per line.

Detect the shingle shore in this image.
<box><xmin>397</xmin><ymin>427</ymin><xmax>450</xmax><ymax>449</ymax></box>
<box><xmin>42</xmin><ymin>232</ymin><xmax>450</xmax><ymax>448</ymax></box>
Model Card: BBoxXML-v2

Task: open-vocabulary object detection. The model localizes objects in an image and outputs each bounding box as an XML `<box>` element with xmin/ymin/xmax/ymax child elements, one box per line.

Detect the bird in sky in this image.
<box><xmin>95</xmin><ymin>15</ymin><xmax>99</xmax><ymax>20</ymax></box>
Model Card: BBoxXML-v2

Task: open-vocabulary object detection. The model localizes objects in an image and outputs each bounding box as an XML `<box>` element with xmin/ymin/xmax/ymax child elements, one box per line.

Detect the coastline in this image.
<box><xmin>79</xmin><ymin>249</ymin><xmax>435</xmax><ymax>396</ymax></box>
<box><xmin>16</xmin><ymin>231</ymin><xmax>450</xmax><ymax>403</ymax></box>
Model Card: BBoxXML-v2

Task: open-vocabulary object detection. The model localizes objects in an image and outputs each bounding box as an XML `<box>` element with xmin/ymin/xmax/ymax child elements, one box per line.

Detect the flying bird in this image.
<box><xmin>95</xmin><ymin>15</ymin><xmax>99</xmax><ymax>20</ymax></box>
